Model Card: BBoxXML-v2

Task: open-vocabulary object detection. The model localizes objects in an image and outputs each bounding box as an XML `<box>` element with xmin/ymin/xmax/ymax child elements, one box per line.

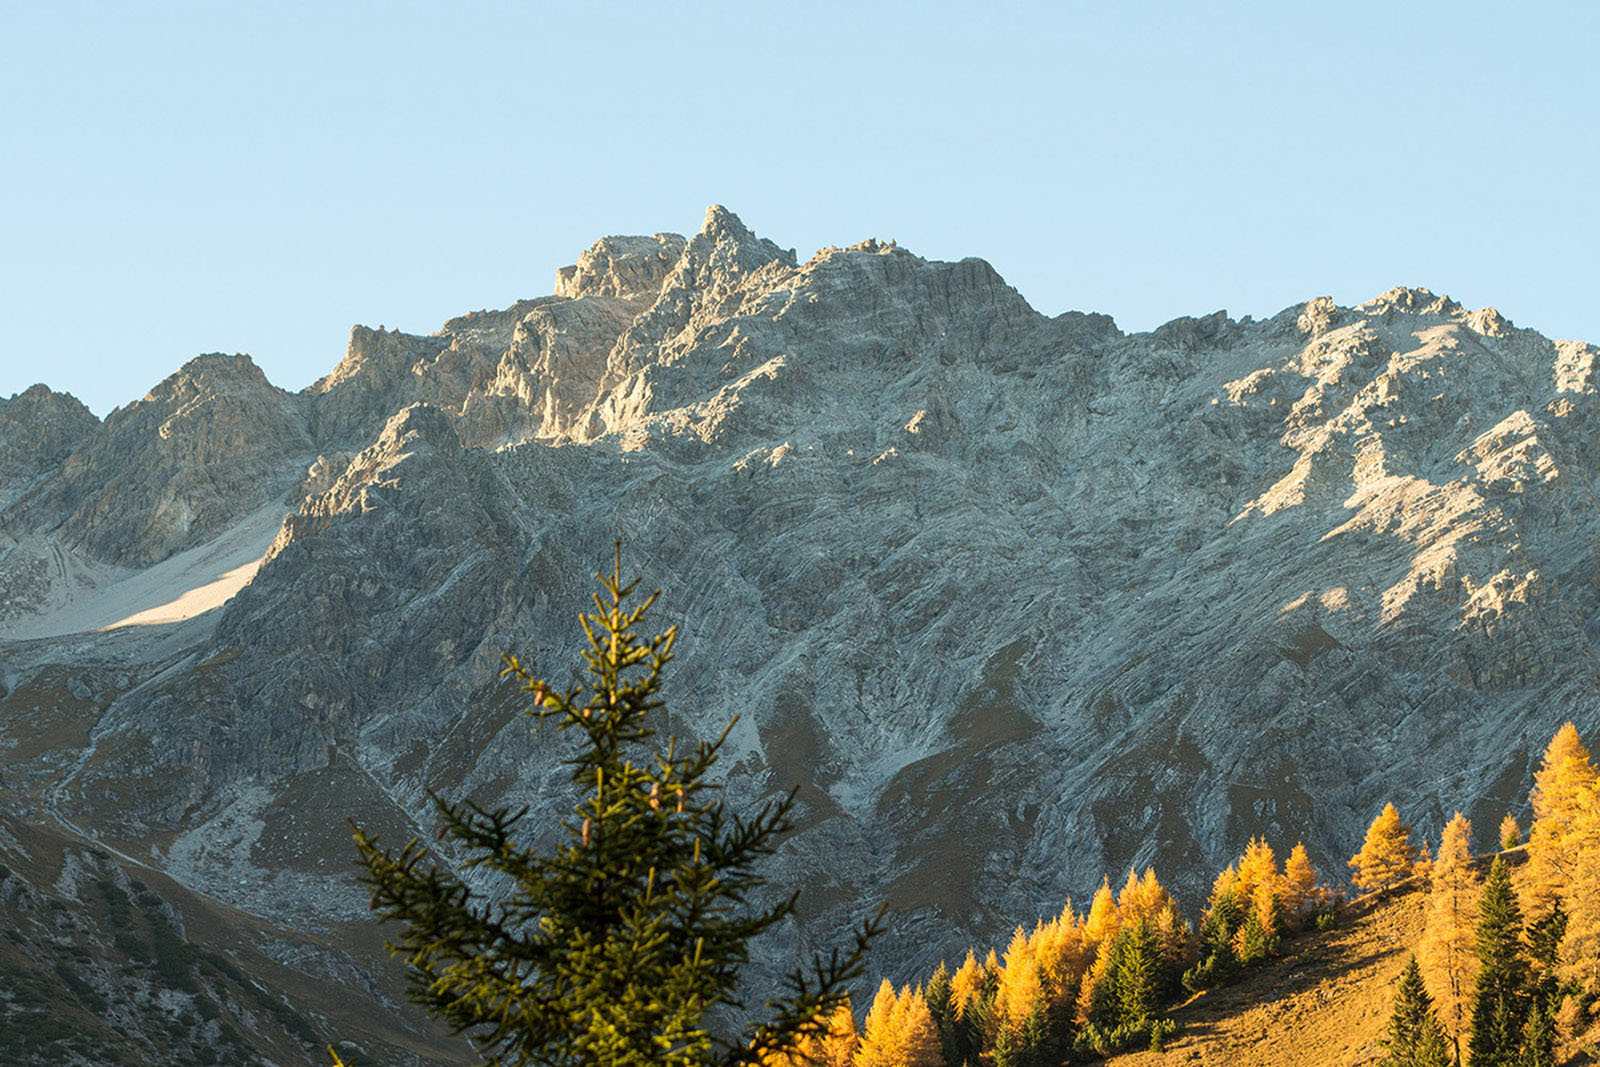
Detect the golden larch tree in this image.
<box><xmin>1282</xmin><ymin>843</ymin><xmax>1319</xmax><ymax>929</ymax></box>
<box><xmin>1152</xmin><ymin>904</ymin><xmax>1194</xmax><ymax>971</ymax></box>
<box><xmin>1239</xmin><ymin>838</ymin><xmax>1286</xmax><ymax>934</ymax></box>
<box><xmin>1084</xmin><ymin>876</ymin><xmax>1119</xmax><ymax>946</ymax></box>
<box><xmin>856</xmin><ymin>983</ymin><xmax>944</xmax><ymax>1067</ymax></box>
<box><xmin>1348</xmin><ymin>802</ymin><xmax>1421</xmax><ymax>893</ymax></box>
<box><xmin>1116</xmin><ymin>867</ymin><xmax>1177</xmax><ymax>927</ymax></box>
<box><xmin>1030</xmin><ymin>908</ymin><xmax>1091</xmax><ymax>1018</ymax></box>
<box><xmin>947</xmin><ymin>951</ymin><xmax>984</xmax><ymax>1022</ymax></box>
<box><xmin>1525</xmin><ymin>721</ymin><xmax>1598</xmax><ymax>912</ymax></box>
<box><xmin>856</xmin><ymin>981</ymin><xmax>900</xmax><ymax>1067</ymax></box>
<box><xmin>766</xmin><ymin>1002</ymin><xmax>858</xmax><ymax>1067</ymax></box>
<box><xmin>1420</xmin><ymin>812</ymin><xmax>1479</xmax><ymax>1065</ymax></box>
<box><xmin>1234</xmin><ymin>838</ymin><xmax>1279</xmax><ymax>906</ymax></box>
<box><xmin>1498</xmin><ymin>814</ymin><xmax>1521</xmax><ymax>850</ymax></box>
<box><xmin>996</xmin><ymin>927</ymin><xmax>1042</xmax><ymax>1029</ymax></box>
<box><xmin>1556</xmin><ymin>778</ymin><xmax>1600</xmax><ymax>995</ymax></box>
<box><xmin>1414</xmin><ymin>841</ymin><xmax>1434</xmax><ymax>882</ymax></box>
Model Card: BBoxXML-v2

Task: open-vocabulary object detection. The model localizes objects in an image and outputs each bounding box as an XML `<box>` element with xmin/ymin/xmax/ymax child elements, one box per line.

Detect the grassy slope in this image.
<box><xmin>1110</xmin><ymin>850</ymin><xmax>1597</xmax><ymax>1067</ymax></box>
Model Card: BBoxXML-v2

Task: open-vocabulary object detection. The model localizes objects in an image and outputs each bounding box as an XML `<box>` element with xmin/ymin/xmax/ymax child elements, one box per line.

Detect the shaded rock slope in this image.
<box><xmin>4</xmin><ymin>207</ymin><xmax>1600</xmax><ymax>1053</ymax></box>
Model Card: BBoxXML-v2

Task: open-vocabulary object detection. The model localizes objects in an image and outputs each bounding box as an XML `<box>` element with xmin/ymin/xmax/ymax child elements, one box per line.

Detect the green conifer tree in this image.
<box><xmin>1467</xmin><ymin>859</ymin><xmax>1530</xmax><ymax>1067</ymax></box>
<box><xmin>1234</xmin><ymin>908</ymin><xmax>1270</xmax><ymax>966</ymax></box>
<box><xmin>1114</xmin><ymin>920</ymin><xmax>1161</xmax><ymax>1029</ymax></box>
<box><xmin>958</xmin><ymin>989</ymin><xmax>993</xmax><ymax>1067</ymax></box>
<box><xmin>351</xmin><ymin>552</ymin><xmax>880</xmax><ymax>1067</ymax></box>
<box><xmin>1183</xmin><ymin>888</ymin><xmax>1242</xmax><ymax>992</ymax></box>
<box><xmin>924</xmin><ymin>964</ymin><xmax>960</xmax><ymax>1067</ymax></box>
<box><xmin>1518</xmin><ymin>904</ymin><xmax>1566</xmax><ymax>1067</ymax></box>
<box><xmin>1382</xmin><ymin>957</ymin><xmax>1451</xmax><ymax>1067</ymax></box>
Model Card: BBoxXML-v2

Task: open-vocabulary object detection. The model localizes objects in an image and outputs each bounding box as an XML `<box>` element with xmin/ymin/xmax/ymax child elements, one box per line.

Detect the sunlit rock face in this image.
<box><xmin>3</xmin><ymin>353</ymin><xmax>311</xmax><ymax>568</ymax></box>
<box><xmin>4</xmin><ymin>207</ymin><xmax>1600</xmax><ymax>996</ymax></box>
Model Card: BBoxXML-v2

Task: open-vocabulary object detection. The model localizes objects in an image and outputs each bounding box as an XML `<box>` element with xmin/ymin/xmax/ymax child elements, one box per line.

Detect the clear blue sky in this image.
<box><xmin>3</xmin><ymin>2</ymin><xmax>1596</xmax><ymax>416</ymax></box>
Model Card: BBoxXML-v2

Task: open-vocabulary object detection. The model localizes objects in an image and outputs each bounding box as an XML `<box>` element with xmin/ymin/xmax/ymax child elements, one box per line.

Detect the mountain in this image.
<box><xmin>3</xmin><ymin>206</ymin><xmax>1598</xmax><ymax>1063</ymax></box>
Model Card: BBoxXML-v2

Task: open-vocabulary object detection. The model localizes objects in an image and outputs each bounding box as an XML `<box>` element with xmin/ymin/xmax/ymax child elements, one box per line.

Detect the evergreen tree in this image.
<box><xmin>1519</xmin><ymin>904</ymin><xmax>1565</xmax><ymax>1067</ymax></box>
<box><xmin>1182</xmin><ymin>884</ymin><xmax>1242</xmax><ymax>992</ymax></box>
<box><xmin>1075</xmin><ymin>939</ymin><xmax>1117</xmax><ymax>1031</ymax></box>
<box><xmin>1467</xmin><ymin>859</ymin><xmax>1530</xmax><ymax>1067</ymax></box>
<box><xmin>923</xmin><ymin>964</ymin><xmax>955</xmax><ymax>1067</ymax></box>
<box><xmin>1114</xmin><ymin>920</ymin><xmax>1163</xmax><ymax>1029</ymax></box>
<box><xmin>1383</xmin><ymin>957</ymin><xmax>1451</xmax><ymax>1067</ymax></box>
<box><xmin>1350</xmin><ymin>802</ymin><xmax>1422</xmax><ymax>894</ymax></box>
<box><xmin>1233</xmin><ymin>907</ymin><xmax>1271</xmax><ymax>966</ymax></box>
<box><xmin>352</xmin><ymin>553</ymin><xmax>878</xmax><ymax>1067</ymax></box>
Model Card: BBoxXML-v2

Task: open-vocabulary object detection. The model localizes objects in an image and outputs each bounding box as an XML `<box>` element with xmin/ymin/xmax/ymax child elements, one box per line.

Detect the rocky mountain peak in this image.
<box><xmin>1358</xmin><ymin>285</ymin><xmax>1462</xmax><ymax>318</ymax></box>
<box><xmin>0</xmin><ymin>384</ymin><xmax>99</xmax><ymax>507</ymax></box>
<box><xmin>677</xmin><ymin>204</ymin><xmax>798</xmax><ymax>286</ymax></box>
<box><xmin>141</xmin><ymin>352</ymin><xmax>275</xmax><ymax>406</ymax></box>
<box><xmin>554</xmin><ymin>233</ymin><xmax>687</xmax><ymax>300</ymax></box>
<box><xmin>3</xmin><ymin>351</ymin><xmax>309</xmax><ymax>567</ymax></box>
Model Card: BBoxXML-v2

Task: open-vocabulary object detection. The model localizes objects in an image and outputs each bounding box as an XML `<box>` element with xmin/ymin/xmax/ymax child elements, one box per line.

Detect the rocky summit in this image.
<box><xmin>3</xmin><ymin>206</ymin><xmax>1599</xmax><ymax>1061</ymax></box>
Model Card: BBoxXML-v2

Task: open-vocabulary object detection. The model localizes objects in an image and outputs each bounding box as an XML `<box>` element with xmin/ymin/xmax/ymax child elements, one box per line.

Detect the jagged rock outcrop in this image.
<box><xmin>3</xmin><ymin>354</ymin><xmax>311</xmax><ymax>567</ymax></box>
<box><xmin>6</xmin><ymin>208</ymin><xmax>1600</xmax><ymax>1009</ymax></box>
<box><xmin>0</xmin><ymin>384</ymin><xmax>99</xmax><ymax>508</ymax></box>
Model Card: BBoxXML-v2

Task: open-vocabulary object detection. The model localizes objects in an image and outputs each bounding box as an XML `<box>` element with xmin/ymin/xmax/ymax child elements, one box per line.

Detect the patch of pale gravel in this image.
<box><xmin>1</xmin><ymin>502</ymin><xmax>285</xmax><ymax>641</ymax></box>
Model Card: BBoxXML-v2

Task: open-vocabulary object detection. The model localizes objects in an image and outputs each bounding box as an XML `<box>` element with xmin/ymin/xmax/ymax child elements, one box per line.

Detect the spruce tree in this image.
<box><xmin>924</xmin><ymin>963</ymin><xmax>956</xmax><ymax>1067</ymax></box>
<box><xmin>1383</xmin><ymin>957</ymin><xmax>1451</xmax><ymax>1067</ymax></box>
<box><xmin>1467</xmin><ymin>859</ymin><xmax>1529</xmax><ymax>1067</ymax></box>
<box><xmin>1233</xmin><ymin>907</ymin><xmax>1270</xmax><ymax>966</ymax></box>
<box><xmin>1114</xmin><ymin>920</ymin><xmax>1162</xmax><ymax>1031</ymax></box>
<box><xmin>351</xmin><ymin>552</ymin><xmax>879</xmax><ymax>1067</ymax></box>
<box><xmin>1519</xmin><ymin>904</ymin><xmax>1566</xmax><ymax>1067</ymax></box>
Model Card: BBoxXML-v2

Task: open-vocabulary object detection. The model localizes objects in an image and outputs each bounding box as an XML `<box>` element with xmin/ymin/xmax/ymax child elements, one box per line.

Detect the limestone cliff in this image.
<box><xmin>4</xmin><ymin>208</ymin><xmax>1600</xmax><ymax>1042</ymax></box>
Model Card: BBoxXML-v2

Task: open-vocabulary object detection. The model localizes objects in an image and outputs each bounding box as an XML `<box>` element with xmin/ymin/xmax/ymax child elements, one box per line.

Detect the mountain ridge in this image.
<box><xmin>3</xmin><ymin>206</ymin><xmax>1599</xmax><ymax>1058</ymax></box>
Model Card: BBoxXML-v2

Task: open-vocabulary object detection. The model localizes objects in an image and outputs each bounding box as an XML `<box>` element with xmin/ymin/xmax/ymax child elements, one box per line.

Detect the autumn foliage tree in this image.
<box><xmin>1350</xmin><ymin>803</ymin><xmax>1421</xmax><ymax>894</ymax></box>
<box><xmin>856</xmin><ymin>981</ymin><xmax>944</xmax><ymax>1067</ymax></box>
<box><xmin>1420</xmin><ymin>813</ymin><xmax>1479</xmax><ymax>1065</ymax></box>
<box><xmin>351</xmin><ymin>552</ymin><xmax>878</xmax><ymax>1067</ymax></box>
<box><xmin>763</xmin><ymin>1003</ymin><xmax>858</xmax><ymax>1067</ymax></box>
<box><xmin>1524</xmin><ymin>722</ymin><xmax>1597</xmax><ymax>915</ymax></box>
<box><xmin>1555</xmin><ymin>758</ymin><xmax>1600</xmax><ymax>997</ymax></box>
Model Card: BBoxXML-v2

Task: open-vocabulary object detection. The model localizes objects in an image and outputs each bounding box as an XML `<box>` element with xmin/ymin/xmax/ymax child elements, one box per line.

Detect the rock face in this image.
<box><xmin>3</xmin><ymin>353</ymin><xmax>311</xmax><ymax>567</ymax></box>
<box><xmin>5</xmin><ymin>207</ymin><xmax>1600</xmax><ymax>1024</ymax></box>
<box><xmin>0</xmin><ymin>384</ymin><xmax>99</xmax><ymax>507</ymax></box>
